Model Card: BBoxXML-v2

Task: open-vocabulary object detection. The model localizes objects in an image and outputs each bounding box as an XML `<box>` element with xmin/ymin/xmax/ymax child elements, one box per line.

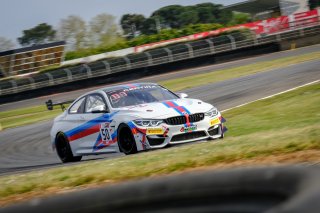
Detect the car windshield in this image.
<box><xmin>105</xmin><ymin>85</ymin><xmax>178</xmax><ymax>108</ymax></box>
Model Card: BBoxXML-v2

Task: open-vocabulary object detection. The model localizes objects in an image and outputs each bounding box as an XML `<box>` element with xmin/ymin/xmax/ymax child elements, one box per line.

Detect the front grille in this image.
<box><xmin>165</xmin><ymin>113</ymin><xmax>204</xmax><ymax>125</ymax></box>
<box><xmin>171</xmin><ymin>131</ymin><xmax>207</xmax><ymax>142</ymax></box>
<box><xmin>189</xmin><ymin>113</ymin><xmax>205</xmax><ymax>122</ymax></box>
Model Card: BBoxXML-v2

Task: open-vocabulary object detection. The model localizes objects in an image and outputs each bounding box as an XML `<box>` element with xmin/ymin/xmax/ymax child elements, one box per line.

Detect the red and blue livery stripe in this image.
<box><xmin>124</xmin><ymin>83</ymin><xmax>140</xmax><ymax>89</ymax></box>
<box><xmin>162</xmin><ymin>101</ymin><xmax>193</xmax><ymax>127</ymax></box>
<box><xmin>128</xmin><ymin>121</ymin><xmax>147</xmax><ymax>150</ymax></box>
<box><xmin>65</xmin><ymin>111</ymin><xmax>118</xmax><ymax>143</ymax></box>
<box><xmin>93</xmin><ymin>131</ymin><xmax>118</xmax><ymax>151</ymax></box>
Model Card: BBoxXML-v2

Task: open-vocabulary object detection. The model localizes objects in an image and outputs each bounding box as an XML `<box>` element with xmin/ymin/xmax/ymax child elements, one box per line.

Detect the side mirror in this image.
<box><xmin>177</xmin><ymin>93</ymin><xmax>188</xmax><ymax>99</ymax></box>
<box><xmin>91</xmin><ymin>105</ymin><xmax>108</xmax><ymax>113</ymax></box>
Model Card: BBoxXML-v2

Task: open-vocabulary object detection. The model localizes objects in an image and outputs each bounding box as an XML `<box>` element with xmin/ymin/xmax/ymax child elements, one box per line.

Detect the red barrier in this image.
<box><xmin>134</xmin><ymin>9</ymin><xmax>319</xmax><ymax>53</ymax></box>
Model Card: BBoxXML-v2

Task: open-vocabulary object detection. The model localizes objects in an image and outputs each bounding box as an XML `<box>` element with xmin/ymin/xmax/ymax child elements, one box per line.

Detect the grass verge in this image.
<box><xmin>0</xmin><ymin>105</ymin><xmax>63</xmax><ymax>129</ymax></box>
<box><xmin>0</xmin><ymin>82</ymin><xmax>319</xmax><ymax>206</ymax></box>
<box><xmin>0</xmin><ymin>51</ymin><xmax>319</xmax><ymax>130</ymax></box>
<box><xmin>160</xmin><ymin>51</ymin><xmax>320</xmax><ymax>91</ymax></box>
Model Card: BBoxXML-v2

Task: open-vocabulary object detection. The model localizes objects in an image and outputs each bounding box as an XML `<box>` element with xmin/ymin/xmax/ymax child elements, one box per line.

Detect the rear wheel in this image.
<box><xmin>118</xmin><ymin>125</ymin><xmax>137</xmax><ymax>155</ymax></box>
<box><xmin>56</xmin><ymin>132</ymin><xmax>82</xmax><ymax>163</ymax></box>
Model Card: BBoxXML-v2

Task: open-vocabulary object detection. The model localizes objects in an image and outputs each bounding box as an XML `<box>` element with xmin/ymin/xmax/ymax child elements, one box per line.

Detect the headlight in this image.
<box><xmin>133</xmin><ymin>119</ymin><xmax>163</xmax><ymax>127</ymax></box>
<box><xmin>205</xmin><ymin>107</ymin><xmax>219</xmax><ymax>117</ymax></box>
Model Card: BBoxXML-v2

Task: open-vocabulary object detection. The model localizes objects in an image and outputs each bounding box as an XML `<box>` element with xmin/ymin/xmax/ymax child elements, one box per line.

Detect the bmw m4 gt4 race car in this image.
<box><xmin>48</xmin><ymin>83</ymin><xmax>227</xmax><ymax>163</ymax></box>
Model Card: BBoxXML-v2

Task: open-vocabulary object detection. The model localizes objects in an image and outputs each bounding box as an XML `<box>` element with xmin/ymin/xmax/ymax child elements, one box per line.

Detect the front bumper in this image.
<box><xmin>131</xmin><ymin>116</ymin><xmax>226</xmax><ymax>151</ymax></box>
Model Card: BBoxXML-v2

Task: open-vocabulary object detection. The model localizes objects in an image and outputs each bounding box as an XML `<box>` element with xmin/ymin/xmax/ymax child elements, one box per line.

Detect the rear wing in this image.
<box><xmin>45</xmin><ymin>99</ymin><xmax>74</xmax><ymax>111</ymax></box>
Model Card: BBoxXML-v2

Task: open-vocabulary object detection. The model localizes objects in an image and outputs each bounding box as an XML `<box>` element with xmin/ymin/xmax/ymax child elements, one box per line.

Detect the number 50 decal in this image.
<box><xmin>100</xmin><ymin>123</ymin><xmax>111</xmax><ymax>142</ymax></box>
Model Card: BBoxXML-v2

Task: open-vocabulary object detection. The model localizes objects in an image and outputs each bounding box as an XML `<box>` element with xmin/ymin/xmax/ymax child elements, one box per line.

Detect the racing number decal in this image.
<box><xmin>100</xmin><ymin>122</ymin><xmax>111</xmax><ymax>142</ymax></box>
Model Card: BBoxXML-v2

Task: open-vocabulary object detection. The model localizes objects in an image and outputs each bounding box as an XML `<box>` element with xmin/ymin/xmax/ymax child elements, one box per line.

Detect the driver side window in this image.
<box><xmin>69</xmin><ymin>97</ymin><xmax>86</xmax><ymax>114</ymax></box>
<box><xmin>85</xmin><ymin>94</ymin><xmax>108</xmax><ymax>113</ymax></box>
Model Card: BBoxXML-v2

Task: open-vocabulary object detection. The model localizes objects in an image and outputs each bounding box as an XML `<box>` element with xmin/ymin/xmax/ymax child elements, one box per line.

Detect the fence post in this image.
<box><xmin>251</xmin><ymin>31</ymin><xmax>259</xmax><ymax>46</ymax></box>
<box><xmin>64</xmin><ymin>68</ymin><xmax>73</xmax><ymax>81</ymax></box>
<box><xmin>9</xmin><ymin>80</ymin><xmax>18</xmax><ymax>93</ymax></box>
<box><xmin>226</xmin><ymin>35</ymin><xmax>236</xmax><ymax>50</ymax></box>
<box><xmin>123</xmin><ymin>56</ymin><xmax>132</xmax><ymax>70</ymax></box>
<box><xmin>145</xmin><ymin>52</ymin><xmax>153</xmax><ymax>66</ymax></box>
<box><xmin>102</xmin><ymin>61</ymin><xmax>111</xmax><ymax>74</ymax></box>
<box><xmin>299</xmin><ymin>28</ymin><xmax>305</xmax><ymax>37</ymax></box>
<box><xmin>45</xmin><ymin>73</ymin><xmax>54</xmax><ymax>85</ymax></box>
<box><xmin>83</xmin><ymin>64</ymin><xmax>92</xmax><ymax>77</ymax></box>
<box><xmin>27</xmin><ymin>77</ymin><xmax>36</xmax><ymax>89</ymax></box>
<box><xmin>206</xmin><ymin>39</ymin><xmax>215</xmax><ymax>54</ymax></box>
<box><xmin>185</xmin><ymin>43</ymin><xmax>194</xmax><ymax>58</ymax></box>
<box><xmin>164</xmin><ymin>48</ymin><xmax>173</xmax><ymax>62</ymax></box>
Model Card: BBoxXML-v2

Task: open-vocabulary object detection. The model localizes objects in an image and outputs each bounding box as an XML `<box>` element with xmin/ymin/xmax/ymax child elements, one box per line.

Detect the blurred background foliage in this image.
<box><xmin>2</xmin><ymin>2</ymin><xmax>253</xmax><ymax>60</ymax></box>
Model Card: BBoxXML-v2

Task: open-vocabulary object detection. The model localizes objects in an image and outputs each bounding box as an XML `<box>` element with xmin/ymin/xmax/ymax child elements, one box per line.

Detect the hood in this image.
<box><xmin>116</xmin><ymin>98</ymin><xmax>213</xmax><ymax>119</ymax></box>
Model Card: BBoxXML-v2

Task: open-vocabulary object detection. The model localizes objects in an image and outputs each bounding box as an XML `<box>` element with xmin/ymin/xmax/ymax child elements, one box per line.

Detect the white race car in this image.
<box><xmin>48</xmin><ymin>83</ymin><xmax>227</xmax><ymax>163</ymax></box>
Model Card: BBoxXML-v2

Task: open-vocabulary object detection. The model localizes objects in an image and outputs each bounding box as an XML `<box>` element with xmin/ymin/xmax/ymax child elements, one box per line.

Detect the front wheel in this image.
<box><xmin>56</xmin><ymin>132</ymin><xmax>82</xmax><ymax>163</ymax></box>
<box><xmin>118</xmin><ymin>125</ymin><xmax>138</xmax><ymax>155</ymax></box>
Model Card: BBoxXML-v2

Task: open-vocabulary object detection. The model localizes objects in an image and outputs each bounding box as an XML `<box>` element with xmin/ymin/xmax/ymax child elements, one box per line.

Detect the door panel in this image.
<box><xmin>82</xmin><ymin>94</ymin><xmax>118</xmax><ymax>154</ymax></box>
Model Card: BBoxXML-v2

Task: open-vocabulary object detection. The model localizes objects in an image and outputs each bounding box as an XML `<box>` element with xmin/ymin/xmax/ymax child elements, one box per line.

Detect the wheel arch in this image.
<box><xmin>117</xmin><ymin>123</ymin><xmax>131</xmax><ymax>153</ymax></box>
<box><xmin>117</xmin><ymin>122</ymin><xmax>138</xmax><ymax>154</ymax></box>
<box><xmin>54</xmin><ymin>131</ymin><xmax>77</xmax><ymax>156</ymax></box>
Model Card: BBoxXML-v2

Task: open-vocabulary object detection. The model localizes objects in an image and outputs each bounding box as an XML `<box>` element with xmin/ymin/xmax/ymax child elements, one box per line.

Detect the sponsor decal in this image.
<box><xmin>64</xmin><ymin>111</ymin><xmax>119</xmax><ymax>152</ymax></box>
<box><xmin>210</xmin><ymin>118</ymin><xmax>220</xmax><ymax>126</ymax></box>
<box><xmin>163</xmin><ymin>126</ymin><xmax>170</xmax><ymax>137</ymax></box>
<box><xmin>180</xmin><ymin>125</ymin><xmax>197</xmax><ymax>133</ymax></box>
<box><xmin>146</xmin><ymin>128</ymin><xmax>164</xmax><ymax>135</ymax></box>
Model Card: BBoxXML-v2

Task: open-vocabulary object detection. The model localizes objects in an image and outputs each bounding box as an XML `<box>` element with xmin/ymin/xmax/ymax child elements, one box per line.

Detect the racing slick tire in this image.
<box><xmin>118</xmin><ymin>124</ymin><xmax>138</xmax><ymax>155</ymax></box>
<box><xmin>56</xmin><ymin>132</ymin><xmax>82</xmax><ymax>163</ymax></box>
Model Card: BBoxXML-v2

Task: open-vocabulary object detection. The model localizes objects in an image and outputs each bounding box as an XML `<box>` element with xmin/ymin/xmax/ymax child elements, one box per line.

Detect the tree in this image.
<box><xmin>120</xmin><ymin>14</ymin><xmax>146</xmax><ymax>37</ymax></box>
<box><xmin>180</xmin><ymin>23</ymin><xmax>223</xmax><ymax>35</ymax></box>
<box><xmin>17</xmin><ymin>23</ymin><xmax>56</xmax><ymax>46</ymax></box>
<box><xmin>57</xmin><ymin>15</ymin><xmax>87</xmax><ymax>50</ymax></box>
<box><xmin>177</xmin><ymin>11</ymin><xmax>199</xmax><ymax>26</ymax></box>
<box><xmin>217</xmin><ymin>9</ymin><xmax>233</xmax><ymax>25</ymax></box>
<box><xmin>151</xmin><ymin>3</ymin><xmax>234</xmax><ymax>30</ymax></box>
<box><xmin>151</xmin><ymin>5</ymin><xmax>185</xmax><ymax>28</ymax></box>
<box><xmin>141</xmin><ymin>16</ymin><xmax>165</xmax><ymax>35</ymax></box>
<box><xmin>229</xmin><ymin>13</ymin><xmax>251</xmax><ymax>25</ymax></box>
<box><xmin>89</xmin><ymin>13</ymin><xmax>119</xmax><ymax>47</ymax></box>
<box><xmin>309</xmin><ymin>0</ymin><xmax>320</xmax><ymax>9</ymax></box>
<box><xmin>196</xmin><ymin>7</ymin><xmax>217</xmax><ymax>23</ymax></box>
<box><xmin>0</xmin><ymin>37</ymin><xmax>15</xmax><ymax>52</ymax></box>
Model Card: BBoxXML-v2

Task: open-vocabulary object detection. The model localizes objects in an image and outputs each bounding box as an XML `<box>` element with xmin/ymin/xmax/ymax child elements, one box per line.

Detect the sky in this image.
<box><xmin>1</xmin><ymin>0</ymin><xmax>242</xmax><ymax>45</ymax></box>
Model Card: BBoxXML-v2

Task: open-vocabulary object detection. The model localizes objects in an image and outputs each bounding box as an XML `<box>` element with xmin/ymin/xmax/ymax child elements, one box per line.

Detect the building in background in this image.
<box><xmin>225</xmin><ymin>0</ymin><xmax>310</xmax><ymax>20</ymax></box>
<box><xmin>280</xmin><ymin>0</ymin><xmax>310</xmax><ymax>16</ymax></box>
<box><xmin>0</xmin><ymin>41</ymin><xmax>65</xmax><ymax>78</ymax></box>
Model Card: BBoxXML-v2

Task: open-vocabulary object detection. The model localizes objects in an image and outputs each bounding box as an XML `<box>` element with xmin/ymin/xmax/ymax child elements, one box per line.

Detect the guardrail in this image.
<box><xmin>0</xmin><ymin>19</ymin><xmax>319</xmax><ymax>96</ymax></box>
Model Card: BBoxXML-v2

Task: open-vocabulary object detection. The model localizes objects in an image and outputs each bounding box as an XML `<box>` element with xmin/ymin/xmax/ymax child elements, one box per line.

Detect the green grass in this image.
<box><xmin>0</xmin><ymin>82</ymin><xmax>319</xmax><ymax>204</ymax></box>
<box><xmin>160</xmin><ymin>52</ymin><xmax>320</xmax><ymax>91</ymax></box>
<box><xmin>0</xmin><ymin>51</ymin><xmax>319</xmax><ymax>130</ymax></box>
<box><xmin>0</xmin><ymin>105</ymin><xmax>64</xmax><ymax>130</ymax></box>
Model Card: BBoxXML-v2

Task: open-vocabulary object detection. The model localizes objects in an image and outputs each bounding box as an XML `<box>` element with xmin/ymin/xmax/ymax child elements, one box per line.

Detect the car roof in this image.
<box><xmin>88</xmin><ymin>82</ymin><xmax>159</xmax><ymax>95</ymax></box>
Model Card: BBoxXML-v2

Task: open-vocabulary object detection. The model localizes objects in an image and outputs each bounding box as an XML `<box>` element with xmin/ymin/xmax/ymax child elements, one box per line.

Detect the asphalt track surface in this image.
<box><xmin>1</xmin><ymin>44</ymin><xmax>319</xmax><ymax>111</ymax></box>
<box><xmin>0</xmin><ymin>45</ymin><xmax>319</xmax><ymax>175</ymax></box>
